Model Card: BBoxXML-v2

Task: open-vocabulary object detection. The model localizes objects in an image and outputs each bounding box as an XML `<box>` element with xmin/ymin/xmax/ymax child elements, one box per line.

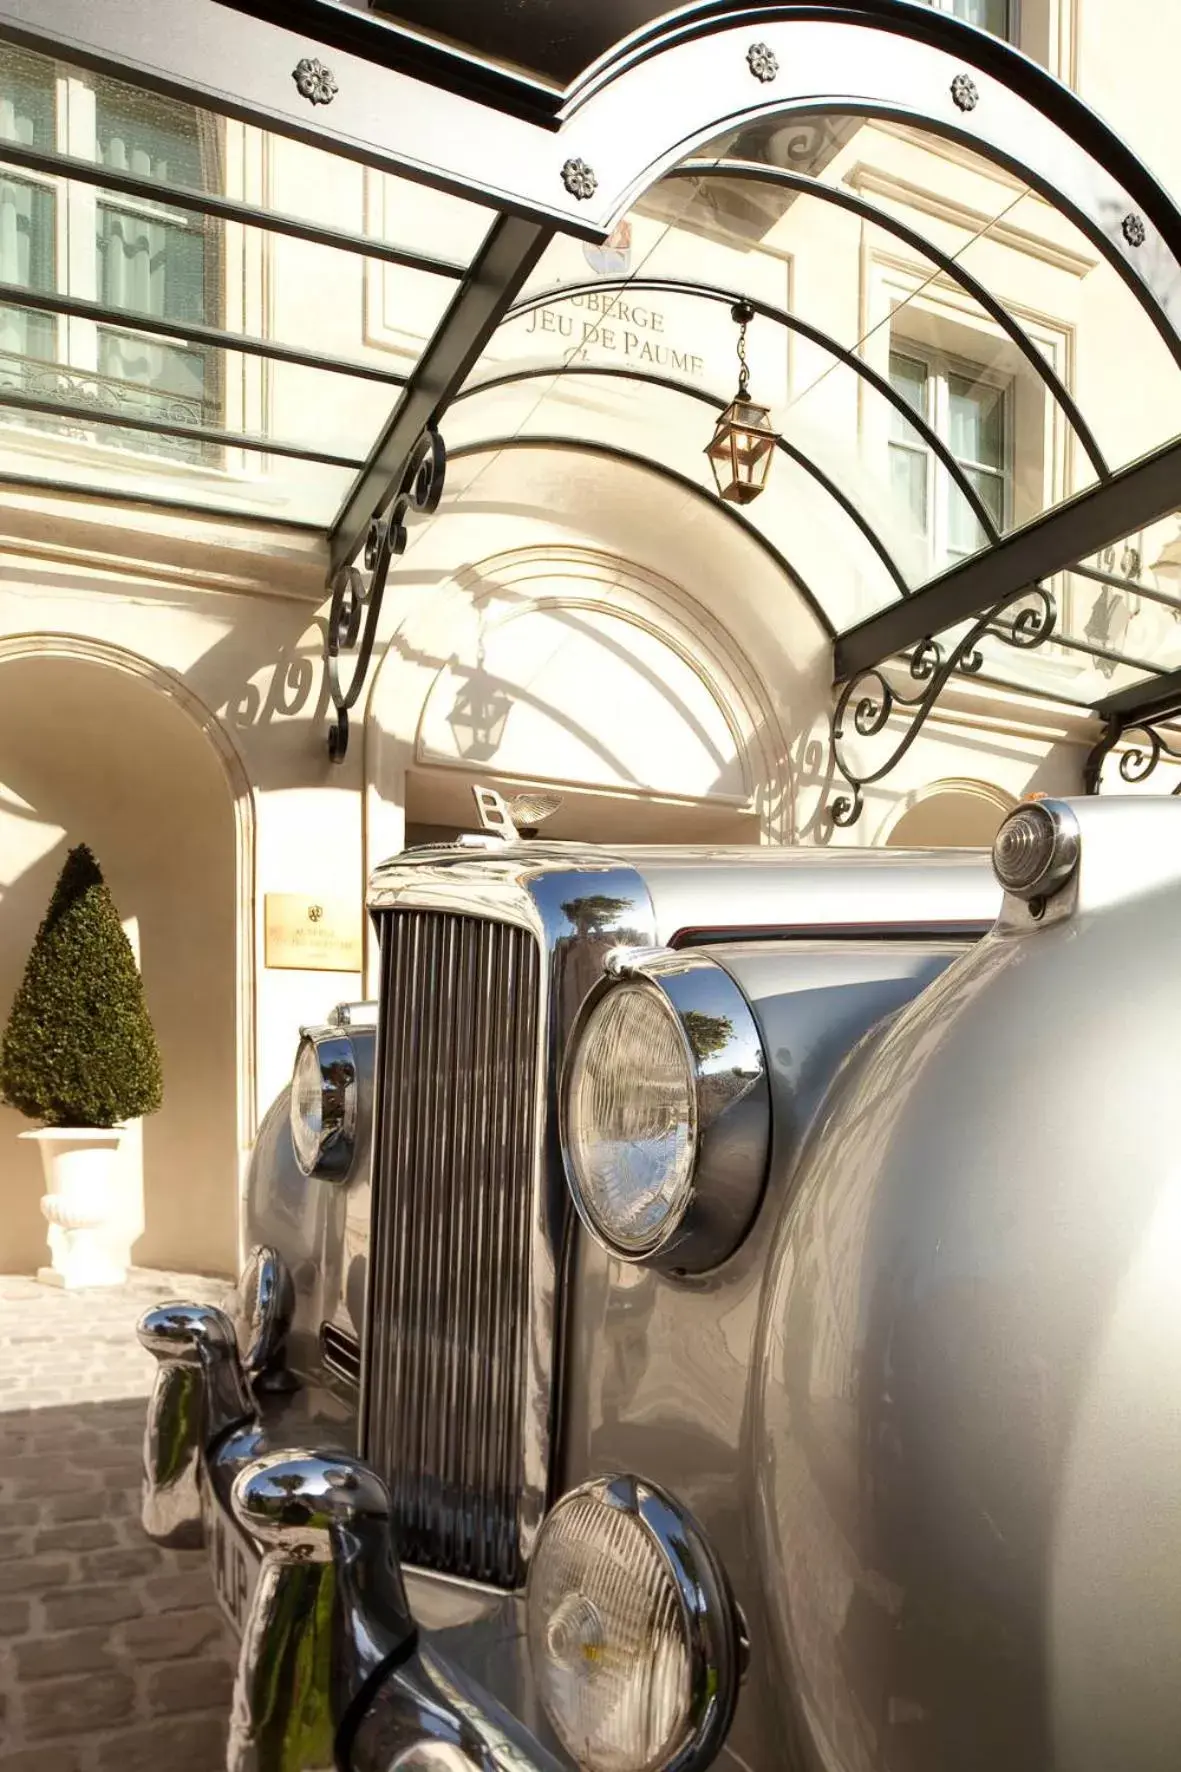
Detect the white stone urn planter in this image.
<box><xmin>21</xmin><ymin>1125</ymin><xmax>129</xmax><ymax>1288</ymax></box>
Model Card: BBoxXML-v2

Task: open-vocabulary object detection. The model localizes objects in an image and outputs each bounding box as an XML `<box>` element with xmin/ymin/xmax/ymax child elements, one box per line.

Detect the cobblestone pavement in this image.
<box><xmin>0</xmin><ymin>1270</ymin><xmax>237</xmax><ymax>1772</ymax></box>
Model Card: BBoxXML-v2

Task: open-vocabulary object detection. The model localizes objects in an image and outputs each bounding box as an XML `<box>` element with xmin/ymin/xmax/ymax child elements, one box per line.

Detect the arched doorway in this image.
<box><xmin>883</xmin><ymin>779</ymin><xmax>1017</xmax><ymax>848</ymax></box>
<box><xmin>0</xmin><ymin>646</ymin><xmax>243</xmax><ymax>1277</ymax></box>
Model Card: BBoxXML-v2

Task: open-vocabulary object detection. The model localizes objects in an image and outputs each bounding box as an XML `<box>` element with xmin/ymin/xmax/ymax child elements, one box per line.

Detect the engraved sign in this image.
<box><xmin>265</xmin><ymin>895</ymin><xmax>362</xmax><ymax>972</ymax></box>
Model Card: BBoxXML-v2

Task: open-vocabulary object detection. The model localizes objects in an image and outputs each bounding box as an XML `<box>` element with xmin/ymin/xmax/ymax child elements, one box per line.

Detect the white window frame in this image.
<box><xmin>0</xmin><ymin>55</ymin><xmax>220</xmax><ymax>462</ymax></box>
<box><xmin>920</xmin><ymin>0</ymin><xmax>1018</xmax><ymax>43</ymax></box>
<box><xmin>888</xmin><ymin>339</ymin><xmax>1014</xmax><ymax>569</ymax></box>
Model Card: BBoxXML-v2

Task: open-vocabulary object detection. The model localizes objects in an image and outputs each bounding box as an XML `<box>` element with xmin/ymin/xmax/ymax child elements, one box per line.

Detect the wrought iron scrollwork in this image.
<box><xmin>1084</xmin><ymin>715</ymin><xmax>1181</xmax><ymax>795</ymax></box>
<box><xmin>829</xmin><ymin>583</ymin><xmax>1057</xmax><ymax>826</ymax></box>
<box><xmin>325</xmin><ymin>426</ymin><xmax>446</xmax><ymax>763</ymax></box>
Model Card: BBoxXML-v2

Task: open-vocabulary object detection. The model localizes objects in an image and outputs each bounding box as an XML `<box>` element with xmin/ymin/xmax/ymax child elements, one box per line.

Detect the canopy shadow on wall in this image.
<box><xmin>2</xmin><ymin>1</ymin><xmax>1181</xmax><ymax>797</ymax></box>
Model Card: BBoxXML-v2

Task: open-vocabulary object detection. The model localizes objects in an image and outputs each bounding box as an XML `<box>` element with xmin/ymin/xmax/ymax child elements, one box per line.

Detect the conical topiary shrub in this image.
<box><xmin>0</xmin><ymin>844</ymin><xmax>163</xmax><ymax>1128</ymax></box>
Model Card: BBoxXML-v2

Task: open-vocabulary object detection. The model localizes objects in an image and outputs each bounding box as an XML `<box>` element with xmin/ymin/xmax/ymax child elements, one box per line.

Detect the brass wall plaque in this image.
<box><xmin>264</xmin><ymin>895</ymin><xmax>363</xmax><ymax>972</ymax></box>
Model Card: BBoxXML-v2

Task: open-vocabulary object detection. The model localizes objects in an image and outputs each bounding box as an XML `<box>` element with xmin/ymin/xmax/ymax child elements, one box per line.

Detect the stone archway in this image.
<box><xmin>366</xmin><ymin>536</ymin><xmax>797</xmax><ymax>889</ymax></box>
<box><xmin>0</xmin><ymin>641</ymin><xmax>249</xmax><ymax>1277</ymax></box>
<box><xmin>882</xmin><ymin>778</ymin><xmax>1017</xmax><ymax>849</ymax></box>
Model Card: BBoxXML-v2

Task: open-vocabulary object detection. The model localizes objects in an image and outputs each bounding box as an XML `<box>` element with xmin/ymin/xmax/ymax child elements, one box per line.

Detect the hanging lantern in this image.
<box><xmin>705</xmin><ymin>300</ymin><xmax>776</xmax><ymax>505</ymax></box>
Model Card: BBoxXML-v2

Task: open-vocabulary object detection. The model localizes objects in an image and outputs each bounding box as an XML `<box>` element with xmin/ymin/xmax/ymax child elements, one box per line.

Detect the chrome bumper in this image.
<box><xmin>138</xmin><ymin>1300</ymin><xmax>562</xmax><ymax>1772</ymax></box>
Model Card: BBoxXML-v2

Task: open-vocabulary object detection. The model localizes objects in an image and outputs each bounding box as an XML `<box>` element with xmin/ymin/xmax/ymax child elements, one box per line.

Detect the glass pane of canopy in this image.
<box><xmin>1</xmin><ymin>20</ymin><xmax>1181</xmax><ymax>728</ymax></box>
<box><xmin>0</xmin><ymin>39</ymin><xmax>495</xmax><ymax>525</ymax></box>
<box><xmin>458</xmin><ymin>105</ymin><xmax>1181</xmax><ymax>697</ymax></box>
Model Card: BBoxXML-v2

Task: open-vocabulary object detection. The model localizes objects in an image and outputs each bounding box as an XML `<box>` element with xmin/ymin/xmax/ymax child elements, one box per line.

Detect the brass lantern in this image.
<box><xmin>705</xmin><ymin>300</ymin><xmax>776</xmax><ymax>505</ymax></box>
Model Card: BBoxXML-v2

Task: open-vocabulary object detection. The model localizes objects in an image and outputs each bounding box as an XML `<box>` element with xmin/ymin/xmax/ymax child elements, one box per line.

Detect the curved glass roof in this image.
<box><xmin>2</xmin><ymin>10</ymin><xmax>1181</xmax><ymax>740</ymax></box>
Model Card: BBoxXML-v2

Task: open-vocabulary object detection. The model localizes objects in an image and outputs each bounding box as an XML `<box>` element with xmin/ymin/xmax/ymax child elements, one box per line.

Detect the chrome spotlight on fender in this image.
<box><xmin>525</xmin><ymin>1475</ymin><xmax>742</xmax><ymax>1772</ymax></box>
<box><xmin>992</xmin><ymin>799</ymin><xmax>1081</xmax><ymax>903</ymax></box>
<box><xmin>231</xmin><ymin>1245</ymin><xmax>295</xmax><ymax>1391</ymax></box>
<box><xmin>290</xmin><ymin>1025</ymin><xmax>359</xmax><ymax>1178</ymax></box>
<box><xmin>561</xmin><ymin>948</ymin><xmax>770</xmax><ymax>1274</ymax></box>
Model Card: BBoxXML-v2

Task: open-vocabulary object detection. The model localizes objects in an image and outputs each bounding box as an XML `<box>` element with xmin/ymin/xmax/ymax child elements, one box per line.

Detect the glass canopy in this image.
<box><xmin>0</xmin><ymin>40</ymin><xmax>492</xmax><ymax>526</ymax></box>
<box><xmin>4</xmin><ymin>13</ymin><xmax>1181</xmax><ymax>739</ymax></box>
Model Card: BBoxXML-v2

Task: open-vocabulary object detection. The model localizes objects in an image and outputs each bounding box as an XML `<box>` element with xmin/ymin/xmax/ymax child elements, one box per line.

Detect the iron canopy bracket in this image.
<box><xmin>829</xmin><ymin>582</ymin><xmax>1058</xmax><ymax>828</ymax></box>
<box><xmin>325</xmin><ymin>424</ymin><xmax>446</xmax><ymax>763</ymax></box>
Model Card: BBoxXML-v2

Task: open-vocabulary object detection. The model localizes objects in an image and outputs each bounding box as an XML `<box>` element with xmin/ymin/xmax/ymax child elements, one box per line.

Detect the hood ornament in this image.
<box><xmin>471</xmin><ymin>786</ymin><xmax>563</xmax><ymax>842</ymax></box>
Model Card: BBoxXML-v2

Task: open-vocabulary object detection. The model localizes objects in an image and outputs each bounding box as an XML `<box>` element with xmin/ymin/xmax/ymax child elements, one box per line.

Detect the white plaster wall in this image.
<box><xmin>4</xmin><ymin>14</ymin><xmax>1181</xmax><ymax>1277</ymax></box>
<box><xmin>363</xmin><ymin>443</ymin><xmax>831</xmax><ymax>932</ymax></box>
<box><xmin>0</xmin><ymin>653</ymin><xmax>239</xmax><ymax>1274</ymax></box>
<box><xmin>0</xmin><ymin>497</ymin><xmax>367</xmax><ymax>1271</ymax></box>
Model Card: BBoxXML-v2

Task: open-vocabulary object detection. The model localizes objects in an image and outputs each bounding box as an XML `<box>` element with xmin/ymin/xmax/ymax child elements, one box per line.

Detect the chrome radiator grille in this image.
<box><xmin>362</xmin><ymin>908</ymin><xmax>542</xmax><ymax>1589</ymax></box>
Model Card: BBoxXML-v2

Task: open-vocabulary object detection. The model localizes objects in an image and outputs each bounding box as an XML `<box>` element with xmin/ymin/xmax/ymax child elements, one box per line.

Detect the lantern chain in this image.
<box><xmin>732</xmin><ymin>298</ymin><xmax>755</xmax><ymax>399</ymax></box>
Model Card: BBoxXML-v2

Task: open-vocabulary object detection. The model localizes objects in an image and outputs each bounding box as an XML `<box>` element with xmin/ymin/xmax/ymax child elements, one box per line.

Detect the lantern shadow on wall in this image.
<box><xmin>446</xmin><ymin>668</ymin><xmax>514</xmax><ymax>761</ymax></box>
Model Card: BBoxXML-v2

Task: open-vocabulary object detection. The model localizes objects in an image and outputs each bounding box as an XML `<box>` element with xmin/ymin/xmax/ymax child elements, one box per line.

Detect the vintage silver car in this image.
<box><xmin>138</xmin><ymin>793</ymin><xmax>1181</xmax><ymax>1772</ymax></box>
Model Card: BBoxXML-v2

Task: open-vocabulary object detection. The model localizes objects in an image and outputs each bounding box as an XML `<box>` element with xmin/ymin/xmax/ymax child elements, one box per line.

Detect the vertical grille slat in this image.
<box><xmin>364</xmin><ymin>908</ymin><xmax>542</xmax><ymax>1588</ymax></box>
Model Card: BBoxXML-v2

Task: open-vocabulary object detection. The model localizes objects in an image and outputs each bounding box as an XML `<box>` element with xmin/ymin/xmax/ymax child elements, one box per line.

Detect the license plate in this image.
<box><xmin>201</xmin><ymin>1471</ymin><xmax>259</xmax><ymax>1635</ymax></box>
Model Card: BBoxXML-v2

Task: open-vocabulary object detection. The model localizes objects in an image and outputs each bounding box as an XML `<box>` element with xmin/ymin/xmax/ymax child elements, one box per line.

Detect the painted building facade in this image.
<box><xmin>0</xmin><ymin>0</ymin><xmax>1178</xmax><ymax>1276</ymax></box>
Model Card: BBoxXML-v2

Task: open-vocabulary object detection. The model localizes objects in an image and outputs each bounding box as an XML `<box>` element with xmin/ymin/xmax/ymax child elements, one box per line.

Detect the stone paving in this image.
<box><xmin>0</xmin><ymin>1269</ymin><xmax>238</xmax><ymax>1772</ymax></box>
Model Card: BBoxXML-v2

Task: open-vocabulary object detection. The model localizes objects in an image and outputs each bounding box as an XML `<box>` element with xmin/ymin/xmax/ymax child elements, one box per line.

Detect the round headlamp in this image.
<box><xmin>566</xmin><ymin>982</ymin><xmax>696</xmax><ymax>1257</ymax></box>
<box><xmin>290</xmin><ymin>1030</ymin><xmax>357</xmax><ymax>1178</ymax></box>
<box><xmin>562</xmin><ymin>954</ymin><xmax>769</xmax><ymax>1274</ymax></box>
<box><xmin>992</xmin><ymin>800</ymin><xmax>1080</xmax><ymax>901</ymax></box>
<box><xmin>526</xmin><ymin>1475</ymin><xmax>741</xmax><ymax>1772</ymax></box>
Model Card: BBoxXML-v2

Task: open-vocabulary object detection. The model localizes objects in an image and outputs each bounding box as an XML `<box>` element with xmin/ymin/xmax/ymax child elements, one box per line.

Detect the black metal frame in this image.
<box><xmin>326</xmin><ymin>426</ymin><xmax>447</xmax><ymax>761</ymax></box>
<box><xmin>322</xmin><ymin>215</ymin><xmax>553</xmax><ymax>757</ymax></box>
<box><xmin>1083</xmin><ymin>661</ymin><xmax>1181</xmax><ymax>795</ymax></box>
<box><xmin>447</xmin><ymin>430</ymin><xmax>830</xmax><ymax>633</ymax></box>
<box><xmin>0</xmin><ymin>281</ymin><xmax>409</xmax><ymax>388</ymax></box>
<box><xmin>829</xmin><ymin>584</ymin><xmax>1058</xmax><ymax>825</ymax></box>
<box><xmin>329</xmin><ymin>215</ymin><xmax>553</xmax><ymax>576</ymax></box>
<box><xmin>452</xmin><ymin>362</ymin><xmax>902</xmax><ymax>608</ymax></box>
<box><xmin>0</xmin><ymin>385</ymin><xmax>366</xmax><ymax>469</ymax></box>
<box><xmin>0</xmin><ymin>138</ymin><xmax>469</xmax><ymax>280</ymax></box>
<box><xmin>834</xmin><ymin>434</ymin><xmax>1181</xmax><ymax>682</ymax></box>
<box><xmin>507</xmin><ymin>276</ymin><xmax>1002</xmax><ymax>545</ymax></box>
<box><xmin>671</xmin><ymin>159</ymin><xmax>1110</xmax><ymax>482</ymax></box>
<box><xmin>5</xmin><ymin>0</ymin><xmax>1181</xmax><ymax>798</ymax></box>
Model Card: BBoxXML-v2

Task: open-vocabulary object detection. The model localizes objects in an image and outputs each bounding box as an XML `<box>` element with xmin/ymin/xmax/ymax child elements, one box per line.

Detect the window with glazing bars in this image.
<box><xmin>0</xmin><ymin>47</ymin><xmax>220</xmax><ymax>462</ymax></box>
<box><xmin>889</xmin><ymin>345</ymin><xmax>1011</xmax><ymax>568</ymax></box>
<box><xmin>917</xmin><ymin>0</ymin><xmax>1013</xmax><ymax>38</ymax></box>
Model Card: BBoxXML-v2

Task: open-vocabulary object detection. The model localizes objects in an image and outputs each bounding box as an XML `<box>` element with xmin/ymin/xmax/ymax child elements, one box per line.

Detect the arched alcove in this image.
<box><xmin>882</xmin><ymin>778</ymin><xmax>1017</xmax><ymax>849</ymax></box>
<box><xmin>366</xmin><ymin>524</ymin><xmax>800</xmax><ymax>883</ymax></box>
<box><xmin>0</xmin><ymin>640</ymin><xmax>251</xmax><ymax>1276</ymax></box>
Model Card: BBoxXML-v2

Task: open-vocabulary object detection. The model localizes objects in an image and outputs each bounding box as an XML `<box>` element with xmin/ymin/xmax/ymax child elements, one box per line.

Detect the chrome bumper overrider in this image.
<box><xmin>137</xmin><ymin>1300</ymin><xmax>563</xmax><ymax>1772</ymax></box>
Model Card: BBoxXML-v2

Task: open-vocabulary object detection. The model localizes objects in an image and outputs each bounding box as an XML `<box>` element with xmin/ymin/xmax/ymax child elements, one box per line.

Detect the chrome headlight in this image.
<box><xmin>526</xmin><ymin>1475</ymin><xmax>741</xmax><ymax>1772</ymax></box>
<box><xmin>562</xmin><ymin>952</ymin><xmax>769</xmax><ymax>1273</ymax></box>
<box><xmin>290</xmin><ymin>1029</ymin><xmax>357</xmax><ymax>1178</ymax></box>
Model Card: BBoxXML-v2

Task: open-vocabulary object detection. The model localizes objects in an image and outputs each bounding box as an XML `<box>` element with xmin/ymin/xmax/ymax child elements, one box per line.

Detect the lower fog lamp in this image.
<box><xmin>526</xmin><ymin>1475</ymin><xmax>741</xmax><ymax>1772</ymax></box>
